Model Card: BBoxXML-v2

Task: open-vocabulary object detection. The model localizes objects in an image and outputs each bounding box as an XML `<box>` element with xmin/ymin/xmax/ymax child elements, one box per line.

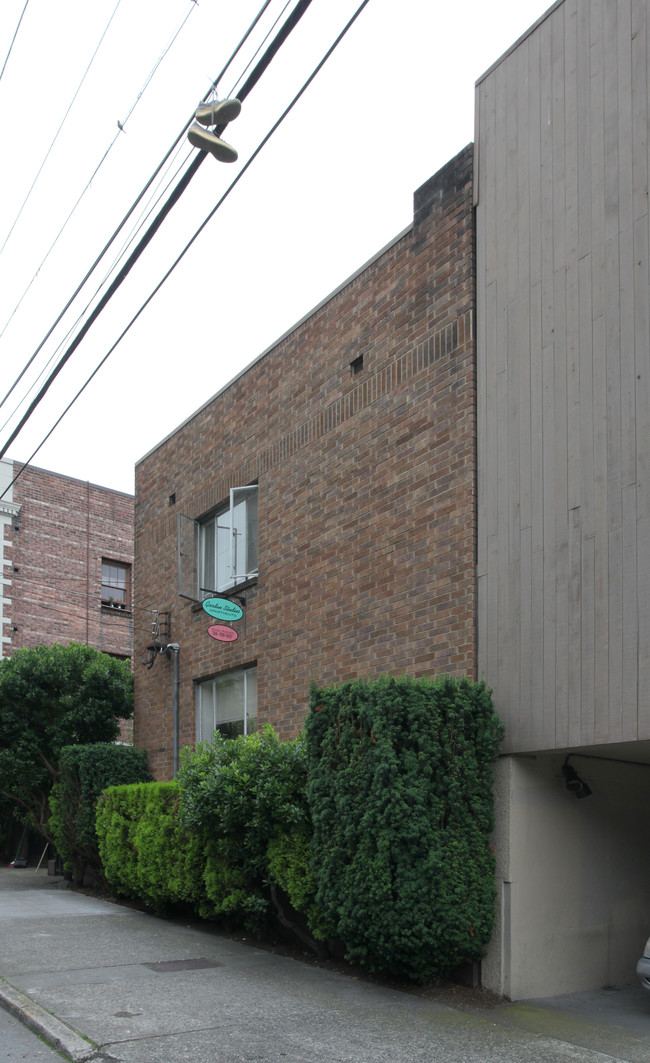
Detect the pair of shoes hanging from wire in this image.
<box><xmin>187</xmin><ymin>96</ymin><xmax>241</xmax><ymax>162</ymax></box>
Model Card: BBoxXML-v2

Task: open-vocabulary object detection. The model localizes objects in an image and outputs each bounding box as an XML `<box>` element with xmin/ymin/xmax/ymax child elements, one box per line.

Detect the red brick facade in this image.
<box><xmin>134</xmin><ymin>146</ymin><xmax>476</xmax><ymax>780</ymax></box>
<box><xmin>1</xmin><ymin>462</ymin><xmax>134</xmax><ymax>662</ymax></box>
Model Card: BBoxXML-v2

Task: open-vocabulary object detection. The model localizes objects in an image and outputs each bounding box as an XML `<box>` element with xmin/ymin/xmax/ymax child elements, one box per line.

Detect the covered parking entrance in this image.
<box><xmin>483</xmin><ymin>745</ymin><xmax>650</xmax><ymax>1000</ymax></box>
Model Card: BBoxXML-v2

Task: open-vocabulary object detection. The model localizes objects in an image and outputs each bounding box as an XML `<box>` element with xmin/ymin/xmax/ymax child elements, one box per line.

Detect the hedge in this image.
<box><xmin>96</xmin><ymin>781</ymin><xmax>205</xmax><ymax>912</ymax></box>
<box><xmin>178</xmin><ymin>725</ymin><xmax>313</xmax><ymax>929</ymax></box>
<box><xmin>96</xmin><ymin>728</ymin><xmax>323</xmax><ymax>936</ymax></box>
<box><xmin>49</xmin><ymin>743</ymin><xmax>151</xmax><ymax>885</ymax></box>
<box><xmin>304</xmin><ymin>674</ymin><xmax>504</xmax><ymax>981</ymax></box>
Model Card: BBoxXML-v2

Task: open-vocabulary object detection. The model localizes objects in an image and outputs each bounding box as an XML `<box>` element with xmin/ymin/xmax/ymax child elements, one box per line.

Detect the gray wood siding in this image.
<box><xmin>476</xmin><ymin>0</ymin><xmax>650</xmax><ymax>751</ymax></box>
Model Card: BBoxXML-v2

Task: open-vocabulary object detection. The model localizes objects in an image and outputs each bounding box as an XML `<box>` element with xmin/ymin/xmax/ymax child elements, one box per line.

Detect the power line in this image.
<box><xmin>0</xmin><ymin>0</ymin><xmax>30</xmax><ymax>86</ymax></box>
<box><xmin>0</xmin><ymin>0</ymin><xmax>198</xmax><ymax>349</ymax></box>
<box><xmin>0</xmin><ymin>0</ymin><xmax>124</xmax><ymax>259</ymax></box>
<box><xmin>0</xmin><ymin>0</ymin><xmax>373</xmax><ymax>501</ymax></box>
<box><xmin>0</xmin><ymin>0</ymin><xmax>315</xmax><ymax>463</ymax></box>
<box><xmin>0</xmin><ymin>145</ymin><xmax>195</xmax><ymax>439</ymax></box>
<box><xmin>0</xmin><ymin>0</ymin><xmax>277</xmax><ymax>421</ymax></box>
<box><xmin>224</xmin><ymin>0</ymin><xmax>292</xmax><ymax>99</ymax></box>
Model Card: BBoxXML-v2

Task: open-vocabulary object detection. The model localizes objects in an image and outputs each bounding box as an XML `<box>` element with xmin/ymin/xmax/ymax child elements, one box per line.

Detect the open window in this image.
<box><xmin>178</xmin><ymin>485</ymin><xmax>258</xmax><ymax>601</ymax></box>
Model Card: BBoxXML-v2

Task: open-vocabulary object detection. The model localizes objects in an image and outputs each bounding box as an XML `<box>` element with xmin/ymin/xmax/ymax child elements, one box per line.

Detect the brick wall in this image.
<box><xmin>3</xmin><ymin>463</ymin><xmax>134</xmax><ymax>662</ymax></box>
<box><xmin>134</xmin><ymin>145</ymin><xmax>476</xmax><ymax>780</ymax></box>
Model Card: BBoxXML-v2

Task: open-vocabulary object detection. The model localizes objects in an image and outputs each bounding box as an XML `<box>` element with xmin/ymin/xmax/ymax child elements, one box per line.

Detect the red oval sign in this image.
<box><xmin>208</xmin><ymin>624</ymin><xmax>238</xmax><ymax>643</ymax></box>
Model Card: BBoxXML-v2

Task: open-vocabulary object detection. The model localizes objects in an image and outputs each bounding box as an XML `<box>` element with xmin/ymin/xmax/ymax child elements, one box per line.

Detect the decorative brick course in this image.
<box><xmin>134</xmin><ymin>146</ymin><xmax>476</xmax><ymax>781</ymax></box>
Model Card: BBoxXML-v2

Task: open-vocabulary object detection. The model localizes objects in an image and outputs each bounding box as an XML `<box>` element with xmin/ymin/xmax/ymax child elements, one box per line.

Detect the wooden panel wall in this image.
<box><xmin>476</xmin><ymin>0</ymin><xmax>650</xmax><ymax>751</ymax></box>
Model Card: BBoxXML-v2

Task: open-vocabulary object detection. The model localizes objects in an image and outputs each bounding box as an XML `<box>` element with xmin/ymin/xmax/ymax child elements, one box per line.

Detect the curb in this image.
<box><xmin>0</xmin><ymin>979</ymin><xmax>97</xmax><ymax>1061</ymax></box>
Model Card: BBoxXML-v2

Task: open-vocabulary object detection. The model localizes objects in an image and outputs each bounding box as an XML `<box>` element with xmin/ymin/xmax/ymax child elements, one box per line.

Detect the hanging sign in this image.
<box><xmin>202</xmin><ymin>597</ymin><xmax>243</xmax><ymax>622</ymax></box>
<box><xmin>208</xmin><ymin>624</ymin><xmax>238</xmax><ymax>643</ymax></box>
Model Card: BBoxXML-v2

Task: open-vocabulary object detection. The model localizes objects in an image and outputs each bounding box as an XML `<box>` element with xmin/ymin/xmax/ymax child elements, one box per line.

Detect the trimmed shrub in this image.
<box><xmin>96</xmin><ymin>781</ymin><xmax>205</xmax><ymax>912</ymax></box>
<box><xmin>178</xmin><ymin>725</ymin><xmax>310</xmax><ymax>929</ymax></box>
<box><xmin>266</xmin><ymin>832</ymin><xmax>334</xmax><ymax>943</ymax></box>
<box><xmin>304</xmin><ymin>674</ymin><xmax>504</xmax><ymax>982</ymax></box>
<box><xmin>49</xmin><ymin>743</ymin><xmax>151</xmax><ymax>885</ymax></box>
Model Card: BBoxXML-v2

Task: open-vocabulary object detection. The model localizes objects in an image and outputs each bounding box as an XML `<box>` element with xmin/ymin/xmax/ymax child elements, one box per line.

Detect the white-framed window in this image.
<box><xmin>178</xmin><ymin>485</ymin><xmax>258</xmax><ymax>601</ymax></box>
<box><xmin>101</xmin><ymin>560</ymin><xmax>131</xmax><ymax>609</ymax></box>
<box><xmin>196</xmin><ymin>665</ymin><xmax>257</xmax><ymax>741</ymax></box>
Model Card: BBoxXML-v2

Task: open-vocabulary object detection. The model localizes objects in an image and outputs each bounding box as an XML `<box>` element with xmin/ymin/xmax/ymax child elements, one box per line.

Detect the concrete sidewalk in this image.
<box><xmin>0</xmin><ymin>866</ymin><xmax>648</xmax><ymax>1063</ymax></box>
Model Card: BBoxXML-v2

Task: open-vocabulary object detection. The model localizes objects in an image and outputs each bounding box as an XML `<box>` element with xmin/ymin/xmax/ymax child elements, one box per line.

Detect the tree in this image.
<box><xmin>0</xmin><ymin>643</ymin><xmax>133</xmax><ymax>840</ymax></box>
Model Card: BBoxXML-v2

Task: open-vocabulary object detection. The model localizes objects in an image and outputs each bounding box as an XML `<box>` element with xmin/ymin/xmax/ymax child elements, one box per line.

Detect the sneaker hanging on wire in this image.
<box><xmin>194</xmin><ymin>97</ymin><xmax>241</xmax><ymax>128</ymax></box>
<box><xmin>187</xmin><ymin>122</ymin><xmax>238</xmax><ymax>163</ymax></box>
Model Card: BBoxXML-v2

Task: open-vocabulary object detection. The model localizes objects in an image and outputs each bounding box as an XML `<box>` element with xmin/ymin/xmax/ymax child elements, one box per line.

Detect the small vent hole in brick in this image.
<box><xmin>350</xmin><ymin>354</ymin><xmax>364</xmax><ymax>375</ymax></box>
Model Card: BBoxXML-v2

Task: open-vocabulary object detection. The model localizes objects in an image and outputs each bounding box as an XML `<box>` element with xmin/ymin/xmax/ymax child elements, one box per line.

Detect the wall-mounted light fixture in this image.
<box><xmin>562</xmin><ymin>759</ymin><xmax>592</xmax><ymax>799</ymax></box>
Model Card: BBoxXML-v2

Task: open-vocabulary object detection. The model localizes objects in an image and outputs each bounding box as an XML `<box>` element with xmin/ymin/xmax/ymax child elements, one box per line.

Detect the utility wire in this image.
<box><xmin>0</xmin><ymin>0</ymin><xmax>30</xmax><ymax>86</ymax></box>
<box><xmin>0</xmin><ymin>0</ymin><xmax>373</xmax><ymax>501</ymax></box>
<box><xmin>224</xmin><ymin>0</ymin><xmax>292</xmax><ymax>99</ymax></box>
<box><xmin>0</xmin><ymin>147</ymin><xmax>192</xmax><ymax>437</ymax></box>
<box><xmin>0</xmin><ymin>0</ymin><xmax>197</xmax><ymax>348</ymax></box>
<box><xmin>0</xmin><ymin>0</ymin><xmax>275</xmax><ymax>419</ymax></box>
<box><xmin>0</xmin><ymin>0</ymin><xmax>315</xmax><ymax>462</ymax></box>
<box><xmin>0</xmin><ymin>0</ymin><xmax>124</xmax><ymax>258</ymax></box>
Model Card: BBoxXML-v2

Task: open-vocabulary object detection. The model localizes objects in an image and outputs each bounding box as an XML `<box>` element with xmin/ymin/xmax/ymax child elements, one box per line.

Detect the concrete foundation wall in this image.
<box><xmin>483</xmin><ymin>755</ymin><xmax>650</xmax><ymax>1000</ymax></box>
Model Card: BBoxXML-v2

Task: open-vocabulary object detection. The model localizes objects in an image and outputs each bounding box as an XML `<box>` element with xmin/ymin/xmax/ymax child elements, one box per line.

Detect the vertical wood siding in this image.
<box><xmin>476</xmin><ymin>0</ymin><xmax>650</xmax><ymax>750</ymax></box>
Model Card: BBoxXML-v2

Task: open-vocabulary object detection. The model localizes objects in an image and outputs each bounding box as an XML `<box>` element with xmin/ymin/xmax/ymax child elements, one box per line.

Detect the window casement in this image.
<box><xmin>178</xmin><ymin>485</ymin><xmax>258</xmax><ymax>601</ymax></box>
<box><xmin>101</xmin><ymin>560</ymin><xmax>131</xmax><ymax>609</ymax></box>
<box><xmin>196</xmin><ymin>665</ymin><xmax>257</xmax><ymax>741</ymax></box>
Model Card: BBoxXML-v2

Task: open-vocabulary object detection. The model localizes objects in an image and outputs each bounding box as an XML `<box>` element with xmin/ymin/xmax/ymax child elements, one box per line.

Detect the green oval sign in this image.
<box><xmin>202</xmin><ymin>596</ymin><xmax>243</xmax><ymax>622</ymax></box>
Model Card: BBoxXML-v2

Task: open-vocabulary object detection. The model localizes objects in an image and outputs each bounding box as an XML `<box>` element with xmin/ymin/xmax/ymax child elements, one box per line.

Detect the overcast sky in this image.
<box><xmin>0</xmin><ymin>0</ymin><xmax>550</xmax><ymax>495</ymax></box>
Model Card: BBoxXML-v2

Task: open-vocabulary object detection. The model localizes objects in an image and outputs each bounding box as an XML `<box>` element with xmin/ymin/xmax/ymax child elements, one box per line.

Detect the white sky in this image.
<box><xmin>0</xmin><ymin>0</ymin><xmax>551</xmax><ymax>496</ymax></box>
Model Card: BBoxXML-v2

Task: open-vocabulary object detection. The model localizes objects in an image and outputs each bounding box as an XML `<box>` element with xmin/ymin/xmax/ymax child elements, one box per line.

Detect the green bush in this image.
<box><xmin>96</xmin><ymin>781</ymin><xmax>205</xmax><ymax>912</ymax></box>
<box><xmin>304</xmin><ymin>674</ymin><xmax>504</xmax><ymax>982</ymax></box>
<box><xmin>178</xmin><ymin>726</ymin><xmax>310</xmax><ymax>929</ymax></box>
<box><xmin>266</xmin><ymin>832</ymin><xmax>333</xmax><ymax>943</ymax></box>
<box><xmin>0</xmin><ymin>642</ymin><xmax>133</xmax><ymax>839</ymax></box>
<box><xmin>50</xmin><ymin>743</ymin><xmax>151</xmax><ymax>885</ymax></box>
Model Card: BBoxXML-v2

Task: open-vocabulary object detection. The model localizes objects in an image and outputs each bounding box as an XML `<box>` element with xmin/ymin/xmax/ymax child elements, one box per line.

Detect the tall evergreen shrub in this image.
<box><xmin>49</xmin><ymin>743</ymin><xmax>151</xmax><ymax>885</ymax></box>
<box><xmin>305</xmin><ymin>674</ymin><xmax>504</xmax><ymax>981</ymax></box>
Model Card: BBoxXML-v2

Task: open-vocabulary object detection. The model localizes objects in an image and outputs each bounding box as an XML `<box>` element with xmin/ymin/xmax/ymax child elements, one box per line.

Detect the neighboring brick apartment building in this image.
<box><xmin>134</xmin><ymin>145</ymin><xmax>476</xmax><ymax>781</ymax></box>
<box><xmin>0</xmin><ymin>460</ymin><xmax>134</xmax><ymax>664</ymax></box>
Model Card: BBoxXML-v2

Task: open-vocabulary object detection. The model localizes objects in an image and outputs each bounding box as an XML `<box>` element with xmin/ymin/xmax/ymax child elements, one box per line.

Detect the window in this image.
<box><xmin>178</xmin><ymin>485</ymin><xmax>258</xmax><ymax>600</ymax></box>
<box><xmin>101</xmin><ymin>561</ymin><xmax>130</xmax><ymax>609</ymax></box>
<box><xmin>196</xmin><ymin>665</ymin><xmax>257</xmax><ymax>741</ymax></box>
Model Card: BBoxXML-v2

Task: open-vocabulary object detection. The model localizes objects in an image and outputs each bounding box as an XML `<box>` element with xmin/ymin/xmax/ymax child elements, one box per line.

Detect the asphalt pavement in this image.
<box><xmin>0</xmin><ymin>865</ymin><xmax>648</xmax><ymax>1063</ymax></box>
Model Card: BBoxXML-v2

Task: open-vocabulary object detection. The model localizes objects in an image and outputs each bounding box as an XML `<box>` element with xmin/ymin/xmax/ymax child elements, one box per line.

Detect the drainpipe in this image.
<box><xmin>167</xmin><ymin>643</ymin><xmax>180</xmax><ymax>777</ymax></box>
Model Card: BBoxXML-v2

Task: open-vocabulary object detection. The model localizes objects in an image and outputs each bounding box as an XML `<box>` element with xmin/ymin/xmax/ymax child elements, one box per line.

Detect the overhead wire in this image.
<box><xmin>0</xmin><ymin>0</ymin><xmax>30</xmax><ymax>86</ymax></box>
<box><xmin>0</xmin><ymin>0</ymin><xmax>373</xmax><ymax>501</ymax></box>
<box><xmin>0</xmin><ymin>0</ymin><xmax>198</xmax><ymax>349</ymax></box>
<box><xmin>0</xmin><ymin>144</ymin><xmax>193</xmax><ymax>437</ymax></box>
<box><xmin>0</xmin><ymin>0</ymin><xmax>315</xmax><ymax>463</ymax></box>
<box><xmin>0</xmin><ymin>0</ymin><xmax>124</xmax><ymax>259</ymax></box>
<box><xmin>0</xmin><ymin>0</ymin><xmax>275</xmax><ymax>420</ymax></box>
<box><xmin>223</xmin><ymin>0</ymin><xmax>292</xmax><ymax>99</ymax></box>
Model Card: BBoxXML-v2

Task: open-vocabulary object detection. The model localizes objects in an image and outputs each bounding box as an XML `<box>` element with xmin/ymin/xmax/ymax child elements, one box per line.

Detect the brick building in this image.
<box><xmin>134</xmin><ymin>146</ymin><xmax>475</xmax><ymax>781</ymax></box>
<box><xmin>133</xmin><ymin>0</ymin><xmax>650</xmax><ymax>1004</ymax></box>
<box><xmin>0</xmin><ymin>460</ymin><xmax>134</xmax><ymax>663</ymax></box>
